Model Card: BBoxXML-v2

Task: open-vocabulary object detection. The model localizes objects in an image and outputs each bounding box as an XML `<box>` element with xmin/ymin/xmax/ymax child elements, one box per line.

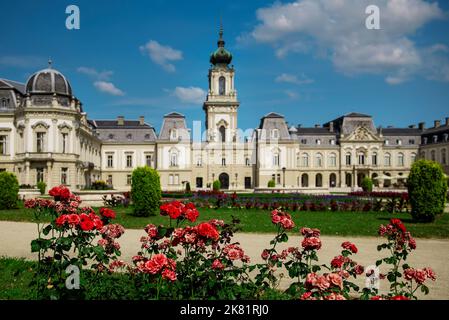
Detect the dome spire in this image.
<box><xmin>48</xmin><ymin>58</ymin><xmax>52</xmax><ymax>69</ymax></box>
<box><xmin>217</xmin><ymin>18</ymin><xmax>225</xmax><ymax>48</ymax></box>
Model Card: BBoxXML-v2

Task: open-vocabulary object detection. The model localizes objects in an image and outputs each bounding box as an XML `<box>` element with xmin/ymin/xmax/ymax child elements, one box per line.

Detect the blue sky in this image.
<box><xmin>1</xmin><ymin>0</ymin><xmax>449</xmax><ymax>132</ymax></box>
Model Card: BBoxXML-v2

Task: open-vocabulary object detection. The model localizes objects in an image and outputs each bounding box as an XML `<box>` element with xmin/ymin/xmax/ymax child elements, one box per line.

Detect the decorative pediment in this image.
<box><xmin>344</xmin><ymin>126</ymin><xmax>381</xmax><ymax>142</ymax></box>
<box><xmin>31</xmin><ymin>121</ymin><xmax>50</xmax><ymax>130</ymax></box>
<box><xmin>58</xmin><ymin>122</ymin><xmax>73</xmax><ymax>131</ymax></box>
<box><xmin>216</xmin><ymin>119</ymin><xmax>229</xmax><ymax>128</ymax></box>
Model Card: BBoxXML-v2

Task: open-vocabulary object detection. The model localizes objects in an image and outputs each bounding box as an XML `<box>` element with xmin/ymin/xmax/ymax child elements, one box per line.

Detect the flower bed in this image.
<box><xmin>24</xmin><ymin>186</ymin><xmax>435</xmax><ymax>300</ymax></box>
<box><xmin>191</xmin><ymin>191</ymin><xmax>410</xmax><ymax>213</ymax></box>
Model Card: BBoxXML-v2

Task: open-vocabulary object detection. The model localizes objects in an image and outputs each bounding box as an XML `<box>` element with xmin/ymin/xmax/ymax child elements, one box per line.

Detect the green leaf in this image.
<box><xmin>42</xmin><ymin>224</ymin><xmax>53</xmax><ymax>236</ymax></box>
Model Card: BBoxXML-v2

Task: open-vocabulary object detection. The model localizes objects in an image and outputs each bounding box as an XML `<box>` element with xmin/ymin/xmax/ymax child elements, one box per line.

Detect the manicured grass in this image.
<box><xmin>1</xmin><ymin>203</ymin><xmax>449</xmax><ymax>238</ymax></box>
<box><xmin>0</xmin><ymin>257</ymin><xmax>34</xmax><ymax>299</ymax></box>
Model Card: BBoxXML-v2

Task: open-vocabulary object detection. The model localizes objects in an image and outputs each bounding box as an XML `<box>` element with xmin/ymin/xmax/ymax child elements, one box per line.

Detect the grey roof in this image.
<box><xmin>324</xmin><ymin>113</ymin><xmax>376</xmax><ymax>136</ymax></box>
<box><xmin>345</xmin><ymin>112</ymin><xmax>371</xmax><ymax>118</ymax></box>
<box><xmin>295</xmin><ymin>127</ymin><xmax>337</xmax><ymax>136</ymax></box>
<box><xmin>93</xmin><ymin>119</ymin><xmax>157</xmax><ymax>143</ymax></box>
<box><xmin>258</xmin><ymin>113</ymin><xmax>291</xmax><ymax>140</ymax></box>
<box><xmin>0</xmin><ymin>79</ymin><xmax>26</xmax><ymax>95</ymax></box>
<box><xmin>382</xmin><ymin>128</ymin><xmax>423</xmax><ymax>136</ymax></box>
<box><xmin>159</xmin><ymin>112</ymin><xmax>190</xmax><ymax>141</ymax></box>
<box><xmin>422</xmin><ymin>125</ymin><xmax>449</xmax><ymax>135</ymax></box>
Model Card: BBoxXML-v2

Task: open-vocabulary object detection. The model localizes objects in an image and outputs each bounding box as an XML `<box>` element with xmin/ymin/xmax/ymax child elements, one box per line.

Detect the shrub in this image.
<box><xmin>36</xmin><ymin>181</ymin><xmax>46</xmax><ymax>195</ymax></box>
<box><xmin>407</xmin><ymin>160</ymin><xmax>447</xmax><ymax>222</ymax></box>
<box><xmin>212</xmin><ymin>180</ymin><xmax>221</xmax><ymax>191</ymax></box>
<box><xmin>131</xmin><ymin>166</ymin><xmax>161</xmax><ymax>217</ymax></box>
<box><xmin>92</xmin><ymin>180</ymin><xmax>108</xmax><ymax>190</ymax></box>
<box><xmin>0</xmin><ymin>171</ymin><xmax>19</xmax><ymax>210</ymax></box>
<box><xmin>361</xmin><ymin>177</ymin><xmax>373</xmax><ymax>192</ymax></box>
<box><xmin>267</xmin><ymin>180</ymin><xmax>275</xmax><ymax>188</ymax></box>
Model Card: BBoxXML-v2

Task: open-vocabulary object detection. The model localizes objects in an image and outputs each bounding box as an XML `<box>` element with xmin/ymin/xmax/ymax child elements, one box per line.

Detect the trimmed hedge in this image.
<box><xmin>131</xmin><ymin>166</ymin><xmax>161</xmax><ymax>217</ymax></box>
<box><xmin>407</xmin><ymin>160</ymin><xmax>447</xmax><ymax>222</ymax></box>
<box><xmin>361</xmin><ymin>177</ymin><xmax>373</xmax><ymax>192</ymax></box>
<box><xmin>0</xmin><ymin>171</ymin><xmax>19</xmax><ymax>209</ymax></box>
<box><xmin>267</xmin><ymin>180</ymin><xmax>275</xmax><ymax>188</ymax></box>
<box><xmin>37</xmin><ymin>181</ymin><xmax>46</xmax><ymax>195</ymax></box>
<box><xmin>212</xmin><ymin>180</ymin><xmax>221</xmax><ymax>191</ymax></box>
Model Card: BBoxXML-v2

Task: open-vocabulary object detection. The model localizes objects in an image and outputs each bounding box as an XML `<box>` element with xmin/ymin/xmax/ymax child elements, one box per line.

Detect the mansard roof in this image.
<box><xmin>93</xmin><ymin>120</ymin><xmax>152</xmax><ymax>129</ymax></box>
<box><xmin>382</xmin><ymin>127</ymin><xmax>423</xmax><ymax>136</ymax></box>
<box><xmin>164</xmin><ymin>112</ymin><xmax>185</xmax><ymax>118</ymax></box>
<box><xmin>159</xmin><ymin>112</ymin><xmax>190</xmax><ymax>141</ymax></box>
<box><xmin>0</xmin><ymin>79</ymin><xmax>26</xmax><ymax>95</ymax></box>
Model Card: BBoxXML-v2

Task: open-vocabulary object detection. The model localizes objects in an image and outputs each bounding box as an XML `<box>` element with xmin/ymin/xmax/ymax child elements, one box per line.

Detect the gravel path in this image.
<box><xmin>1</xmin><ymin>221</ymin><xmax>448</xmax><ymax>300</ymax></box>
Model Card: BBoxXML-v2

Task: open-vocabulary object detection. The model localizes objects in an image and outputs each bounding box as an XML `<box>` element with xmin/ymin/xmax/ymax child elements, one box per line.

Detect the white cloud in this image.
<box><xmin>77</xmin><ymin>67</ymin><xmax>113</xmax><ymax>81</ymax></box>
<box><xmin>172</xmin><ymin>86</ymin><xmax>206</xmax><ymax>104</ymax></box>
<box><xmin>244</xmin><ymin>0</ymin><xmax>447</xmax><ymax>84</ymax></box>
<box><xmin>94</xmin><ymin>81</ymin><xmax>125</xmax><ymax>96</ymax></box>
<box><xmin>275</xmin><ymin>73</ymin><xmax>314</xmax><ymax>85</ymax></box>
<box><xmin>284</xmin><ymin>90</ymin><xmax>299</xmax><ymax>99</ymax></box>
<box><xmin>140</xmin><ymin>40</ymin><xmax>183</xmax><ymax>72</ymax></box>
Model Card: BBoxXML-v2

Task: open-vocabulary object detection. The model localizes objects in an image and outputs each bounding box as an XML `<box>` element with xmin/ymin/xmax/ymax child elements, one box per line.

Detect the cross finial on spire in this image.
<box><xmin>48</xmin><ymin>58</ymin><xmax>52</xmax><ymax>69</ymax></box>
<box><xmin>217</xmin><ymin>16</ymin><xmax>225</xmax><ymax>48</ymax></box>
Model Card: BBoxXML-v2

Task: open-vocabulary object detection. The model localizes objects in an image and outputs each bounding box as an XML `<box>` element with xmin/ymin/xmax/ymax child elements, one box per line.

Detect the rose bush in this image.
<box><xmin>26</xmin><ymin>185</ymin><xmax>124</xmax><ymax>299</ymax></box>
<box><xmin>25</xmin><ymin>190</ymin><xmax>436</xmax><ymax>300</ymax></box>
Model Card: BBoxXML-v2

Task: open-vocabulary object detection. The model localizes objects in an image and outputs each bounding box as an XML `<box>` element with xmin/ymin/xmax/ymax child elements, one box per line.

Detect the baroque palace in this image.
<box><xmin>0</xmin><ymin>29</ymin><xmax>448</xmax><ymax>192</ymax></box>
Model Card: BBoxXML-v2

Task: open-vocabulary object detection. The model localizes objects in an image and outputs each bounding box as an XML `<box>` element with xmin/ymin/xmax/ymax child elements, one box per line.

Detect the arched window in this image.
<box><xmin>329</xmin><ymin>153</ymin><xmax>337</xmax><ymax>167</ymax></box>
<box><xmin>272</xmin><ymin>153</ymin><xmax>280</xmax><ymax>167</ymax></box>
<box><xmin>358</xmin><ymin>152</ymin><xmax>365</xmax><ymax>165</ymax></box>
<box><xmin>384</xmin><ymin>153</ymin><xmax>391</xmax><ymax>166</ymax></box>
<box><xmin>170</xmin><ymin>151</ymin><xmax>178</xmax><ymax>167</ymax></box>
<box><xmin>301</xmin><ymin>174</ymin><xmax>309</xmax><ymax>187</ymax></box>
<box><xmin>411</xmin><ymin>153</ymin><xmax>417</xmax><ymax>164</ymax></box>
<box><xmin>315</xmin><ymin>173</ymin><xmax>323</xmax><ymax>187</ymax></box>
<box><xmin>1</xmin><ymin>99</ymin><xmax>6</xmax><ymax>108</ymax></box>
<box><xmin>398</xmin><ymin>153</ymin><xmax>405</xmax><ymax>166</ymax></box>
<box><xmin>301</xmin><ymin>153</ymin><xmax>309</xmax><ymax>167</ymax></box>
<box><xmin>329</xmin><ymin>173</ymin><xmax>337</xmax><ymax>188</ymax></box>
<box><xmin>219</xmin><ymin>126</ymin><xmax>226</xmax><ymax>143</ymax></box>
<box><xmin>345</xmin><ymin>173</ymin><xmax>352</xmax><ymax>187</ymax></box>
<box><xmin>372</xmin><ymin>152</ymin><xmax>378</xmax><ymax>166</ymax></box>
<box><xmin>431</xmin><ymin>150</ymin><xmax>436</xmax><ymax>161</ymax></box>
<box><xmin>219</xmin><ymin>76</ymin><xmax>226</xmax><ymax>95</ymax></box>
<box><xmin>315</xmin><ymin>153</ymin><xmax>323</xmax><ymax>167</ymax></box>
<box><xmin>245</xmin><ymin>158</ymin><xmax>251</xmax><ymax>166</ymax></box>
<box><xmin>170</xmin><ymin>129</ymin><xmax>178</xmax><ymax>140</ymax></box>
<box><xmin>442</xmin><ymin>149</ymin><xmax>447</xmax><ymax>164</ymax></box>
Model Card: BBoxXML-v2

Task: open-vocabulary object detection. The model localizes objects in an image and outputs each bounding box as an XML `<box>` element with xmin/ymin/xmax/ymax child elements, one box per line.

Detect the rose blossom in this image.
<box><xmin>211</xmin><ymin>259</ymin><xmax>225</xmax><ymax>270</ymax></box>
<box><xmin>341</xmin><ymin>241</ymin><xmax>358</xmax><ymax>253</ymax></box>
<box><xmin>301</xmin><ymin>237</ymin><xmax>322</xmax><ymax>250</ymax></box>
<box><xmin>162</xmin><ymin>269</ymin><xmax>177</xmax><ymax>281</ymax></box>
<box><xmin>197</xmin><ymin>222</ymin><xmax>219</xmax><ymax>241</ymax></box>
<box><xmin>327</xmin><ymin>273</ymin><xmax>343</xmax><ymax>289</ymax></box>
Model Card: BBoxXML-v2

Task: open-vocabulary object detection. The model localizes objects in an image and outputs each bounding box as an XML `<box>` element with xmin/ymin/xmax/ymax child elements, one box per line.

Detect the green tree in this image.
<box><xmin>0</xmin><ymin>171</ymin><xmax>19</xmax><ymax>209</ymax></box>
<box><xmin>361</xmin><ymin>177</ymin><xmax>373</xmax><ymax>192</ymax></box>
<box><xmin>36</xmin><ymin>181</ymin><xmax>46</xmax><ymax>195</ymax></box>
<box><xmin>131</xmin><ymin>166</ymin><xmax>161</xmax><ymax>217</ymax></box>
<box><xmin>213</xmin><ymin>180</ymin><xmax>221</xmax><ymax>191</ymax></box>
<box><xmin>407</xmin><ymin>160</ymin><xmax>447</xmax><ymax>222</ymax></box>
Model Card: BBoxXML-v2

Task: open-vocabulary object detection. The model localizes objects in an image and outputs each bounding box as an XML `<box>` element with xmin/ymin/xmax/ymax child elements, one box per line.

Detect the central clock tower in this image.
<box><xmin>203</xmin><ymin>25</ymin><xmax>240</xmax><ymax>143</ymax></box>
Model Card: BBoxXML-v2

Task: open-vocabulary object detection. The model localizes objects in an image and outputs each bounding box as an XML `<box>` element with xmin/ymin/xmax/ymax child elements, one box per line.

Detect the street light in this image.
<box><xmin>282</xmin><ymin>167</ymin><xmax>286</xmax><ymax>188</ymax></box>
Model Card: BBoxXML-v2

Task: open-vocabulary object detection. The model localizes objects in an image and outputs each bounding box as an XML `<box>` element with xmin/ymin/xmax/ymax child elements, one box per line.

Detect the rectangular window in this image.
<box><xmin>61</xmin><ymin>168</ymin><xmax>68</xmax><ymax>185</ymax></box>
<box><xmin>244</xmin><ymin>177</ymin><xmax>251</xmax><ymax>189</ymax></box>
<box><xmin>169</xmin><ymin>174</ymin><xmax>174</xmax><ymax>185</ymax></box>
<box><xmin>127</xmin><ymin>175</ymin><xmax>132</xmax><ymax>185</ymax></box>
<box><xmin>107</xmin><ymin>155</ymin><xmax>113</xmax><ymax>168</ymax></box>
<box><xmin>345</xmin><ymin>154</ymin><xmax>351</xmax><ymax>166</ymax></box>
<box><xmin>222</xmin><ymin>158</ymin><xmax>226</xmax><ymax>166</ymax></box>
<box><xmin>0</xmin><ymin>135</ymin><xmax>6</xmax><ymax>155</ymax></box>
<box><xmin>36</xmin><ymin>132</ymin><xmax>45</xmax><ymax>152</ymax></box>
<box><xmin>196</xmin><ymin>177</ymin><xmax>203</xmax><ymax>188</ymax></box>
<box><xmin>107</xmin><ymin>175</ymin><xmax>113</xmax><ymax>186</ymax></box>
<box><xmin>36</xmin><ymin>168</ymin><xmax>44</xmax><ymax>184</ymax></box>
<box><xmin>372</xmin><ymin>154</ymin><xmax>378</xmax><ymax>166</ymax></box>
<box><xmin>174</xmin><ymin>174</ymin><xmax>179</xmax><ymax>185</ymax></box>
<box><xmin>126</xmin><ymin>155</ymin><xmax>133</xmax><ymax>168</ymax></box>
<box><xmin>146</xmin><ymin>155</ymin><xmax>152</xmax><ymax>167</ymax></box>
<box><xmin>358</xmin><ymin>154</ymin><xmax>365</xmax><ymax>165</ymax></box>
<box><xmin>276</xmin><ymin>174</ymin><xmax>281</xmax><ymax>185</ymax></box>
<box><xmin>62</xmin><ymin>133</ymin><xmax>68</xmax><ymax>153</ymax></box>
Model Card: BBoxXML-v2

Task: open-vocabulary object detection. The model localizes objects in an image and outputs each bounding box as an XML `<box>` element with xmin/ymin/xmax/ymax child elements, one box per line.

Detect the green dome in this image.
<box><xmin>210</xmin><ymin>47</ymin><xmax>232</xmax><ymax>66</ymax></box>
<box><xmin>209</xmin><ymin>27</ymin><xmax>232</xmax><ymax>66</ymax></box>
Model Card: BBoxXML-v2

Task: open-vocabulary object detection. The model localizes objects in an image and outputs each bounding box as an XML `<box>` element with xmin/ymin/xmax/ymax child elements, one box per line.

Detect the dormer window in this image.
<box><xmin>108</xmin><ymin>134</ymin><xmax>114</xmax><ymax>140</ymax></box>
<box><xmin>444</xmin><ymin>134</ymin><xmax>448</xmax><ymax>142</ymax></box>
<box><xmin>409</xmin><ymin>139</ymin><xmax>415</xmax><ymax>145</ymax></box>
<box><xmin>396</xmin><ymin>139</ymin><xmax>402</xmax><ymax>146</ymax></box>
<box><xmin>433</xmin><ymin>135</ymin><xmax>438</xmax><ymax>143</ymax></box>
<box><xmin>144</xmin><ymin>134</ymin><xmax>150</xmax><ymax>140</ymax></box>
<box><xmin>330</xmin><ymin>139</ymin><xmax>335</xmax><ymax>145</ymax></box>
<box><xmin>385</xmin><ymin>140</ymin><xmax>389</xmax><ymax>146</ymax></box>
<box><xmin>423</xmin><ymin>137</ymin><xmax>428</xmax><ymax>144</ymax></box>
<box><xmin>301</xmin><ymin>139</ymin><xmax>307</xmax><ymax>144</ymax></box>
<box><xmin>126</xmin><ymin>133</ymin><xmax>132</xmax><ymax>140</ymax></box>
<box><xmin>170</xmin><ymin>129</ymin><xmax>178</xmax><ymax>140</ymax></box>
<box><xmin>271</xmin><ymin>129</ymin><xmax>279</xmax><ymax>139</ymax></box>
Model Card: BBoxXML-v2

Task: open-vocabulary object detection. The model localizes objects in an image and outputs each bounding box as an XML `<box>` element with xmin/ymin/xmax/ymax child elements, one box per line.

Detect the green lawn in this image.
<box><xmin>0</xmin><ymin>258</ymin><xmax>34</xmax><ymax>300</ymax></box>
<box><xmin>1</xmin><ymin>204</ymin><xmax>449</xmax><ymax>238</ymax></box>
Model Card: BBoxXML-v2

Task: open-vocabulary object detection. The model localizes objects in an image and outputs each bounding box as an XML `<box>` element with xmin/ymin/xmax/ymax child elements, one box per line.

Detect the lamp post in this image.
<box><xmin>282</xmin><ymin>167</ymin><xmax>286</xmax><ymax>188</ymax></box>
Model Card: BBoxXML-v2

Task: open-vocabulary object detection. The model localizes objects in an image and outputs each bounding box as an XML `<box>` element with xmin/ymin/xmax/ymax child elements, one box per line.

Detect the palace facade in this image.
<box><xmin>0</xmin><ymin>29</ymin><xmax>448</xmax><ymax>192</ymax></box>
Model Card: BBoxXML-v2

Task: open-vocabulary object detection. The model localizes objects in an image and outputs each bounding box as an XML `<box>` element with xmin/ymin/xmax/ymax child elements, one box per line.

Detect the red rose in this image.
<box><xmin>390</xmin><ymin>218</ymin><xmax>406</xmax><ymax>233</ymax></box>
<box><xmin>55</xmin><ymin>215</ymin><xmax>68</xmax><ymax>227</ymax></box>
<box><xmin>80</xmin><ymin>218</ymin><xmax>94</xmax><ymax>231</ymax></box>
<box><xmin>185</xmin><ymin>208</ymin><xmax>199</xmax><ymax>222</ymax></box>
<box><xmin>390</xmin><ymin>295</ymin><xmax>409</xmax><ymax>300</ymax></box>
<box><xmin>59</xmin><ymin>187</ymin><xmax>72</xmax><ymax>201</ymax></box>
<box><xmin>341</xmin><ymin>241</ymin><xmax>358</xmax><ymax>253</ymax></box>
<box><xmin>301</xmin><ymin>237</ymin><xmax>322</xmax><ymax>250</ymax></box>
<box><xmin>211</xmin><ymin>259</ymin><xmax>225</xmax><ymax>270</ymax></box>
<box><xmin>100</xmin><ymin>207</ymin><xmax>116</xmax><ymax>219</ymax></box>
<box><xmin>67</xmin><ymin>214</ymin><xmax>80</xmax><ymax>226</ymax></box>
<box><xmin>331</xmin><ymin>255</ymin><xmax>344</xmax><ymax>269</ymax></box>
<box><xmin>161</xmin><ymin>269</ymin><xmax>177</xmax><ymax>281</ymax></box>
<box><xmin>197</xmin><ymin>222</ymin><xmax>219</xmax><ymax>241</ymax></box>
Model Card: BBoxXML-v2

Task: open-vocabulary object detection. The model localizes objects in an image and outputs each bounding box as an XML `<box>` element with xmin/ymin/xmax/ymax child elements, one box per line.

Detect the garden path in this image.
<box><xmin>1</xmin><ymin>221</ymin><xmax>448</xmax><ymax>300</ymax></box>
